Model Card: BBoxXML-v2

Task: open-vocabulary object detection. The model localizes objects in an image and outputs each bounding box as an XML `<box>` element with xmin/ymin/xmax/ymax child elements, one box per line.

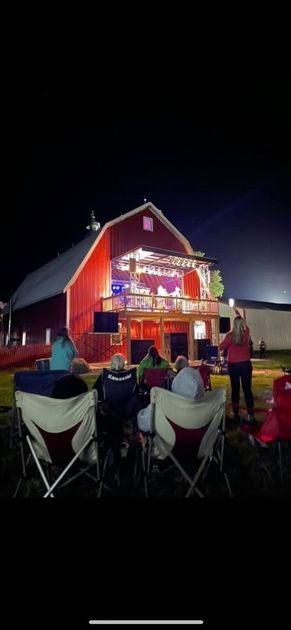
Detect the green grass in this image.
<box><xmin>1</xmin><ymin>351</ymin><xmax>291</xmax><ymax>497</ymax></box>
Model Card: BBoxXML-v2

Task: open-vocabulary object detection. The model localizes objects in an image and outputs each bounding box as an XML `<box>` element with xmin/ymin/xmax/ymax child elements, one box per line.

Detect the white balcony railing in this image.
<box><xmin>102</xmin><ymin>293</ymin><xmax>219</xmax><ymax>315</ymax></box>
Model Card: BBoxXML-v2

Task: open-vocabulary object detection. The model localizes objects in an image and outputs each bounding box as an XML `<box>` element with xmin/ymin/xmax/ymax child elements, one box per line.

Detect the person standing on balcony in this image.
<box><xmin>220</xmin><ymin>309</ymin><xmax>255</xmax><ymax>425</ymax></box>
<box><xmin>50</xmin><ymin>326</ymin><xmax>78</xmax><ymax>372</ymax></box>
<box><xmin>137</xmin><ymin>345</ymin><xmax>169</xmax><ymax>383</ymax></box>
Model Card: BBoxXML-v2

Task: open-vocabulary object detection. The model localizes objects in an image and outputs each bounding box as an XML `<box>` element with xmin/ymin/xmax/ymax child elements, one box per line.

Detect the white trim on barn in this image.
<box><xmin>64</xmin><ymin>202</ymin><xmax>194</xmax><ymax>291</ymax></box>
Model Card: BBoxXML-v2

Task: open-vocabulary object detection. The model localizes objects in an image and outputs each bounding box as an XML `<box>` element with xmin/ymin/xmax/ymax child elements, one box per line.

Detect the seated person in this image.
<box><xmin>137</xmin><ymin>364</ymin><xmax>205</xmax><ymax>433</ymax></box>
<box><xmin>172</xmin><ymin>366</ymin><xmax>205</xmax><ymax>400</ymax></box>
<box><xmin>51</xmin><ymin>374</ymin><xmax>88</xmax><ymax>398</ymax></box>
<box><xmin>137</xmin><ymin>345</ymin><xmax>169</xmax><ymax>384</ymax></box>
<box><xmin>93</xmin><ymin>353</ymin><xmax>127</xmax><ymax>404</ymax></box>
<box><xmin>93</xmin><ymin>353</ymin><xmax>140</xmax><ymax>438</ymax></box>
<box><xmin>168</xmin><ymin>355</ymin><xmax>189</xmax><ymax>382</ymax></box>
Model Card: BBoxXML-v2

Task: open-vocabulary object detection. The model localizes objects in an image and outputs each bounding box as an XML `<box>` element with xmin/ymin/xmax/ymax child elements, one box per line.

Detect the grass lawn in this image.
<box><xmin>1</xmin><ymin>351</ymin><xmax>291</xmax><ymax>497</ymax></box>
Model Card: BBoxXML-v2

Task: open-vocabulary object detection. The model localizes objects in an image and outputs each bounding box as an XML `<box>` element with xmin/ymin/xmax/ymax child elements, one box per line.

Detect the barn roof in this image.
<box><xmin>12</xmin><ymin>232</ymin><xmax>98</xmax><ymax>311</ymax></box>
<box><xmin>11</xmin><ymin>202</ymin><xmax>196</xmax><ymax>311</ymax></box>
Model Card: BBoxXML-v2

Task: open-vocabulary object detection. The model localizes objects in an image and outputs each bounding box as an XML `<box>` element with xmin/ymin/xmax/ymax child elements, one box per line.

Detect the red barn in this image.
<box><xmin>8</xmin><ymin>202</ymin><xmax>219</xmax><ymax>365</ymax></box>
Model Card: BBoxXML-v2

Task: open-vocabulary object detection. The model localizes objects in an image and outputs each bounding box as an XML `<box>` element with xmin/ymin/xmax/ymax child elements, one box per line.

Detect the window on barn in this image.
<box><xmin>45</xmin><ymin>328</ymin><xmax>51</xmax><ymax>345</ymax></box>
<box><xmin>143</xmin><ymin>216</ymin><xmax>153</xmax><ymax>232</ymax></box>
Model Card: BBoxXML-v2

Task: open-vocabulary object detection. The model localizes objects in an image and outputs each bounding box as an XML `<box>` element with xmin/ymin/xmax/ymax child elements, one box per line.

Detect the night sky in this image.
<box><xmin>1</xmin><ymin>72</ymin><xmax>291</xmax><ymax>303</ymax></box>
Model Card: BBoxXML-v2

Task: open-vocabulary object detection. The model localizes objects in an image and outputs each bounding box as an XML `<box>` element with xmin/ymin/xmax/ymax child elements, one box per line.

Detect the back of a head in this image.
<box><xmin>172</xmin><ymin>367</ymin><xmax>204</xmax><ymax>401</ymax></box>
<box><xmin>175</xmin><ymin>355</ymin><xmax>189</xmax><ymax>372</ymax></box>
<box><xmin>148</xmin><ymin>345</ymin><xmax>161</xmax><ymax>366</ymax></box>
<box><xmin>111</xmin><ymin>353</ymin><xmax>126</xmax><ymax>371</ymax></box>
<box><xmin>51</xmin><ymin>374</ymin><xmax>88</xmax><ymax>399</ymax></box>
<box><xmin>57</xmin><ymin>326</ymin><xmax>69</xmax><ymax>339</ymax></box>
<box><xmin>231</xmin><ymin>316</ymin><xmax>246</xmax><ymax>345</ymax></box>
<box><xmin>54</xmin><ymin>326</ymin><xmax>70</xmax><ymax>346</ymax></box>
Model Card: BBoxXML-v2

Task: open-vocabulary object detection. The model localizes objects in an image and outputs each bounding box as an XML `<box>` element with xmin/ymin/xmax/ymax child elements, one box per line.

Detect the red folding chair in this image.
<box><xmin>143</xmin><ymin>368</ymin><xmax>169</xmax><ymax>390</ymax></box>
<box><xmin>247</xmin><ymin>375</ymin><xmax>291</xmax><ymax>480</ymax></box>
<box><xmin>195</xmin><ymin>363</ymin><xmax>212</xmax><ymax>391</ymax></box>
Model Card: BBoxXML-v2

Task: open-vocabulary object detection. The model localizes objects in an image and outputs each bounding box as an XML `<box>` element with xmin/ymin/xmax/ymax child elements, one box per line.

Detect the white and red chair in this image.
<box><xmin>14</xmin><ymin>389</ymin><xmax>99</xmax><ymax>497</ymax></box>
<box><xmin>140</xmin><ymin>386</ymin><xmax>232</xmax><ymax>497</ymax></box>
<box><xmin>247</xmin><ymin>374</ymin><xmax>291</xmax><ymax>480</ymax></box>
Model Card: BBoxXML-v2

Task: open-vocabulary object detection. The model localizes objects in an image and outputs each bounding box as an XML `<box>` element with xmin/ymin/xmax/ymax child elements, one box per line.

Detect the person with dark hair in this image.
<box><xmin>51</xmin><ymin>374</ymin><xmax>88</xmax><ymax>399</ymax></box>
<box><xmin>220</xmin><ymin>309</ymin><xmax>255</xmax><ymax>424</ymax></box>
<box><xmin>50</xmin><ymin>326</ymin><xmax>78</xmax><ymax>372</ymax></box>
<box><xmin>248</xmin><ymin>337</ymin><xmax>254</xmax><ymax>358</ymax></box>
<box><xmin>137</xmin><ymin>345</ymin><xmax>169</xmax><ymax>383</ymax></box>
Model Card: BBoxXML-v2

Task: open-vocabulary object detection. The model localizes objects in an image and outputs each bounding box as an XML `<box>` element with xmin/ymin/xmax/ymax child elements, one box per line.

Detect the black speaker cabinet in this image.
<box><xmin>219</xmin><ymin>317</ymin><xmax>231</xmax><ymax>333</ymax></box>
<box><xmin>164</xmin><ymin>332</ymin><xmax>188</xmax><ymax>363</ymax></box>
<box><xmin>197</xmin><ymin>338</ymin><xmax>211</xmax><ymax>360</ymax></box>
<box><xmin>93</xmin><ymin>312</ymin><xmax>119</xmax><ymax>333</ymax></box>
<box><xmin>131</xmin><ymin>339</ymin><xmax>154</xmax><ymax>364</ymax></box>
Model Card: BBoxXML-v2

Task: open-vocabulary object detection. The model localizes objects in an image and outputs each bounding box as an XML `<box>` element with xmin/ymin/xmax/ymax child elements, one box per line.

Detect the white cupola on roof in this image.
<box><xmin>86</xmin><ymin>210</ymin><xmax>101</xmax><ymax>232</ymax></box>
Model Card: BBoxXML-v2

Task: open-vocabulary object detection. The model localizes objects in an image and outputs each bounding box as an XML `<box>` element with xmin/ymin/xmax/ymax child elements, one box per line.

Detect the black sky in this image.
<box><xmin>1</xmin><ymin>72</ymin><xmax>291</xmax><ymax>302</ymax></box>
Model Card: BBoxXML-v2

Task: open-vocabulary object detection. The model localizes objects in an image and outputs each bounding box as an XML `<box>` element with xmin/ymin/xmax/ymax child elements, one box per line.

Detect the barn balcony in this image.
<box><xmin>102</xmin><ymin>293</ymin><xmax>219</xmax><ymax>316</ymax></box>
<box><xmin>104</xmin><ymin>245</ymin><xmax>219</xmax><ymax>319</ymax></box>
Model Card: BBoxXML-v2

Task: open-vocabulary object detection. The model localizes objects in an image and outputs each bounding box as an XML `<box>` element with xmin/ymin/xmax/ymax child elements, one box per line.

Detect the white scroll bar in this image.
<box><xmin>89</xmin><ymin>621</ymin><xmax>203</xmax><ymax>625</ymax></box>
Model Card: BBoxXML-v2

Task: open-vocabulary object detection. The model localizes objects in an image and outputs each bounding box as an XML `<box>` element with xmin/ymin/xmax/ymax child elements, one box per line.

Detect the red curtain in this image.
<box><xmin>205</xmin><ymin>320</ymin><xmax>212</xmax><ymax>340</ymax></box>
<box><xmin>183</xmin><ymin>270</ymin><xmax>200</xmax><ymax>299</ymax></box>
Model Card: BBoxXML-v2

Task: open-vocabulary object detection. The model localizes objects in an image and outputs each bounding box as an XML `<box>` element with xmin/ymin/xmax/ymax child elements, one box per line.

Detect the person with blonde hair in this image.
<box><xmin>220</xmin><ymin>309</ymin><xmax>255</xmax><ymax>424</ymax></box>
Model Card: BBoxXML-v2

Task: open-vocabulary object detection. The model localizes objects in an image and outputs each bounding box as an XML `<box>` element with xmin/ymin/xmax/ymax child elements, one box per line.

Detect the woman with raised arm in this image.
<box><xmin>220</xmin><ymin>309</ymin><xmax>255</xmax><ymax>424</ymax></box>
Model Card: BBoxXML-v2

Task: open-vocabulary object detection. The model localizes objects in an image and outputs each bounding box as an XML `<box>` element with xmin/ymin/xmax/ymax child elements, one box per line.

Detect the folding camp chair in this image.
<box><xmin>10</xmin><ymin>371</ymin><xmax>71</xmax><ymax>486</ymax></box>
<box><xmin>98</xmin><ymin>367</ymin><xmax>140</xmax><ymax>495</ymax></box>
<box><xmin>143</xmin><ymin>368</ymin><xmax>169</xmax><ymax>390</ymax></box>
<box><xmin>247</xmin><ymin>375</ymin><xmax>291</xmax><ymax>481</ymax></box>
<box><xmin>10</xmin><ymin>370</ymin><xmax>69</xmax><ymax>448</ymax></box>
<box><xmin>14</xmin><ymin>389</ymin><xmax>99</xmax><ymax>497</ymax></box>
<box><xmin>195</xmin><ymin>363</ymin><xmax>212</xmax><ymax>391</ymax></box>
<box><xmin>141</xmin><ymin>386</ymin><xmax>232</xmax><ymax>498</ymax></box>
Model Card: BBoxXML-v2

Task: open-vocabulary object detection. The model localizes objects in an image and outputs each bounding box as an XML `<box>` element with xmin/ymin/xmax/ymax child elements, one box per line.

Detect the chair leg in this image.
<box><xmin>224</xmin><ymin>472</ymin><xmax>233</xmax><ymax>498</ymax></box>
<box><xmin>13</xmin><ymin>452</ymin><xmax>32</xmax><ymax>497</ymax></box>
<box><xmin>278</xmin><ymin>441</ymin><xmax>283</xmax><ymax>482</ymax></box>
<box><xmin>141</xmin><ymin>444</ymin><xmax>148</xmax><ymax>497</ymax></box>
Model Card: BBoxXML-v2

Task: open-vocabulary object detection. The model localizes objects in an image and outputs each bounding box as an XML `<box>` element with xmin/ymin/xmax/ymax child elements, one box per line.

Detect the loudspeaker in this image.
<box><xmin>131</xmin><ymin>339</ymin><xmax>154</xmax><ymax>364</ymax></box>
<box><xmin>93</xmin><ymin>312</ymin><xmax>119</xmax><ymax>333</ymax></box>
<box><xmin>219</xmin><ymin>317</ymin><xmax>231</xmax><ymax>333</ymax></box>
<box><xmin>197</xmin><ymin>338</ymin><xmax>211</xmax><ymax>360</ymax></box>
<box><xmin>164</xmin><ymin>332</ymin><xmax>188</xmax><ymax>363</ymax></box>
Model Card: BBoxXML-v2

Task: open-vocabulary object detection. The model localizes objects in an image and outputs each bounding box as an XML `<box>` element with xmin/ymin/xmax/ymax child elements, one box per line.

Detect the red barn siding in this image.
<box><xmin>110</xmin><ymin>209</ymin><xmax>189</xmax><ymax>258</ymax></box>
<box><xmin>69</xmin><ymin>230</ymin><xmax>111</xmax><ymax>334</ymax></box>
<box><xmin>10</xmin><ymin>294</ymin><xmax>66</xmax><ymax>344</ymax></box>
